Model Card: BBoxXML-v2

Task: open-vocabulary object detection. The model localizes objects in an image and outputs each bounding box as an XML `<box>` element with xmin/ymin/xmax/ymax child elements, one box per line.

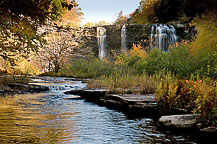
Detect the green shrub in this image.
<box><xmin>168</xmin><ymin>44</ymin><xmax>193</xmax><ymax>78</ymax></box>
<box><xmin>59</xmin><ymin>57</ymin><xmax>117</xmax><ymax>78</ymax></box>
<box><xmin>155</xmin><ymin>74</ymin><xmax>217</xmax><ymax>126</ymax></box>
<box><xmin>143</xmin><ymin>48</ymin><xmax>169</xmax><ymax>75</ymax></box>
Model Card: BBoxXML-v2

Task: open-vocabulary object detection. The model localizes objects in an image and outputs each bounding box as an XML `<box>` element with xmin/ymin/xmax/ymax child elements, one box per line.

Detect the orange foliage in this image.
<box><xmin>130</xmin><ymin>44</ymin><xmax>147</xmax><ymax>59</ymax></box>
<box><xmin>57</xmin><ymin>7</ymin><xmax>83</xmax><ymax>27</ymax></box>
<box><xmin>130</xmin><ymin>0</ymin><xmax>160</xmax><ymax>24</ymax></box>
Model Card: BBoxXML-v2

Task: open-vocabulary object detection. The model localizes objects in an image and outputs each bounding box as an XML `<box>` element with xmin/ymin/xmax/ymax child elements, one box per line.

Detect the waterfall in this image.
<box><xmin>121</xmin><ymin>25</ymin><xmax>127</xmax><ymax>53</ymax></box>
<box><xmin>97</xmin><ymin>27</ymin><xmax>107</xmax><ymax>59</ymax></box>
<box><xmin>150</xmin><ymin>24</ymin><xmax>178</xmax><ymax>51</ymax></box>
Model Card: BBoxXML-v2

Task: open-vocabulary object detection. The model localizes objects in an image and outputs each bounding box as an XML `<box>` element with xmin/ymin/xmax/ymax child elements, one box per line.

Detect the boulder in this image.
<box><xmin>158</xmin><ymin>114</ymin><xmax>200</xmax><ymax>129</ymax></box>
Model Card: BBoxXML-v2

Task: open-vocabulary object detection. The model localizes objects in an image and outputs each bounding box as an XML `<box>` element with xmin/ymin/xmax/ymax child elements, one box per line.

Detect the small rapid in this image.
<box><xmin>29</xmin><ymin>77</ymin><xmax>86</xmax><ymax>92</ymax></box>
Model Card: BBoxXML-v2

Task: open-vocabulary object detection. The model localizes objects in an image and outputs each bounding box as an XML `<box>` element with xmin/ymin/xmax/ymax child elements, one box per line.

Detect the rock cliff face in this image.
<box><xmin>81</xmin><ymin>24</ymin><xmax>197</xmax><ymax>56</ymax></box>
<box><xmin>41</xmin><ymin>24</ymin><xmax>197</xmax><ymax>58</ymax></box>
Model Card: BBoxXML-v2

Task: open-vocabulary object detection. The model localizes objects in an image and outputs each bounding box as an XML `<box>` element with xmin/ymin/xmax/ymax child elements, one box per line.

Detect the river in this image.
<box><xmin>0</xmin><ymin>77</ymin><xmax>202</xmax><ymax>143</ymax></box>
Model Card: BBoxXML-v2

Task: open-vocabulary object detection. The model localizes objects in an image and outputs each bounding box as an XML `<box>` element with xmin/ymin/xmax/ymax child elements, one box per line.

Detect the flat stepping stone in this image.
<box><xmin>159</xmin><ymin>114</ymin><xmax>200</xmax><ymax>129</ymax></box>
<box><xmin>111</xmin><ymin>94</ymin><xmax>155</xmax><ymax>102</ymax></box>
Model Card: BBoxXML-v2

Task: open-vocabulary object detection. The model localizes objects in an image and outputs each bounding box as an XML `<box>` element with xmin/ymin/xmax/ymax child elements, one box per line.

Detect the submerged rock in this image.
<box><xmin>158</xmin><ymin>114</ymin><xmax>200</xmax><ymax>129</ymax></box>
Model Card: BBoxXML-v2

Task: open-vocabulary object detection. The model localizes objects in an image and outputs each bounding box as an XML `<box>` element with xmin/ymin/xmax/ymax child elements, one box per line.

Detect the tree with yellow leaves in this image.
<box><xmin>0</xmin><ymin>0</ymin><xmax>77</xmax><ymax>66</ymax></box>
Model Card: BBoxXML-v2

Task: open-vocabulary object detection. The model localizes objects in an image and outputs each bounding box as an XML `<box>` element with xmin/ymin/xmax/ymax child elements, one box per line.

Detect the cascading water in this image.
<box><xmin>97</xmin><ymin>27</ymin><xmax>107</xmax><ymax>59</ymax></box>
<box><xmin>121</xmin><ymin>25</ymin><xmax>127</xmax><ymax>53</ymax></box>
<box><xmin>150</xmin><ymin>24</ymin><xmax>178</xmax><ymax>51</ymax></box>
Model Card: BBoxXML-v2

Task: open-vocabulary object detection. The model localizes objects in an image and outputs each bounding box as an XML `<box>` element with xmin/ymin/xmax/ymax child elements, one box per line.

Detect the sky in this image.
<box><xmin>77</xmin><ymin>0</ymin><xmax>141</xmax><ymax>25</ymax></box>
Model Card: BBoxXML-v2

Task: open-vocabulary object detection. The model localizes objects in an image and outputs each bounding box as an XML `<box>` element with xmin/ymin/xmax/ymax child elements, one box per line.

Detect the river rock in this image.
<box><xmin>64</xmin><ymin>89</ymin><xmax>107</xmax><ymax>102</ymax></box>
<box><xmin>104</xmin><ymin>94</ymin><xmax>160</xmax><ymax>118</ymax></box>
<box><xmin>0</xmin><ymin>85</ymin><xmax>12</xmax><ymax>92</ymax></box>
<box><xmin>158</xmin><ymin>114</ymin><xmax>200</xmax><ymax>129</ymax></box>
<box><xmin>8</xmin><ymin>83</ymin><xmax>49</xmax><ymax>92</ymax></box>
<box><xmin>200</xmin><ymin>127</ymin><xmax>217</xmax><ymax>133</ymax></box>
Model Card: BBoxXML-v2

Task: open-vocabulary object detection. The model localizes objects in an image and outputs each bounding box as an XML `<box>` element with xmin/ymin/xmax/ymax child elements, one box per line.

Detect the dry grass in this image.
<box><xmin>87</xmin><ymin>74</ymin><xmax>156</xmax><ymax>94</ymax></box>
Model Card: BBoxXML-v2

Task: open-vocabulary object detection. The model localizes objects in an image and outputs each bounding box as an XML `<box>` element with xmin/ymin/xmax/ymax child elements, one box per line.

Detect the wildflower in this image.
<box><xmin>199</xmin><ymin>80</ymin><xmax>202</xmax><ymax>83</ymax></box>
<box><xmin>176</xmin><ymin>42</ymin><xmax>179</xmax><ymax>47</ymax></box>
<box><xmin>194</xmin><ymin>85</ymin><xmax>197</xmax><ymax>88</ymax></box>
<box><xmin>186</xmin><ymin>80</ymin><xmax>189</xmax><ymax>83</ymax></box>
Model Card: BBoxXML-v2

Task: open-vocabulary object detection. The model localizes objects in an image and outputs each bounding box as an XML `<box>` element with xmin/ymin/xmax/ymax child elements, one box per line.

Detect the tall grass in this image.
<box><xmin>88</xmin><ymin>74</ymin><xmax>156</xmax><ymax>94</ymax></box>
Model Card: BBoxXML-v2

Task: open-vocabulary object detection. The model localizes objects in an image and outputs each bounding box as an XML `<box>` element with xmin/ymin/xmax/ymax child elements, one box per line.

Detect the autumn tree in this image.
<box><xmin>129</xmin><ymin>0</ymin><xmax>160</xmax><ymax>24</ymax></box>
<box><xmin>115</xmin><ymin>11</ymin><xmax>129</xmax><ymax>24</ymax></box>
<box><xmin>56</xmin><ymin>6</ymin><xmax>84</xmax><ymax>27</ymax></box>
<box><xmin>0</xmin><ymin>0</ymin><xmax>77</xmax><ymax>66</ymax></box>
<box><xmin>95</xmin><ymin>21</ymin><xmax>108</xmax><ymax>26</ymax></box>
<box><xmin>84</xmin><ymin>22</ymin><xmax>95</xmax><ymax>27</ymax></box>
<box><xmin>129</xmin><ymin>0</ymin><xmax>217</xmax><ymax>24</ymax></box>
<box><xmin>39</xmin><ymin>31</ymin><xmax>77</xmax><ymax>73</ymax></box>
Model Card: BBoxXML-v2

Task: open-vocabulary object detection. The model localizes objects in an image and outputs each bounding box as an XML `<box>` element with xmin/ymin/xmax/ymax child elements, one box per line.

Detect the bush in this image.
<box><xmin>168</xmin><ymin>44</ymin><xmax>193</xmax><ymax>78</ymax></box>
<box><xmin>155</xmin><ymin>74</ymin><xmax>217</xmax><ymax>126</ymax></box>
<box><xmin>190</xmin><ymin>12</ymin><xmax>217</xmax><ymax>54</ymax></box>
<box><xmin>143</xmin><ymin>48</ymin><xmax>169</xmax><ymax>75</ymax></box>
<box><xmin>59</xmin><ymin>57</ymin><xmax>117</xmax><ymax>78</ymax></box>
<box><xmin>142</xmin><ymin>43</ymin><xmax>217</xmax><ymax>79</ymax></box>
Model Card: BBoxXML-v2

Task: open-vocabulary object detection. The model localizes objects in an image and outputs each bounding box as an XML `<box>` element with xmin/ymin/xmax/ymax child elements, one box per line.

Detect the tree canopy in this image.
<box><xmin>130</xmin><ymin>0</ymin><xmax>217</xmax><ymax>24</ymax></box>
<box><xmin>0</xmin><ymin>0</ymin><xmax>77</xmax><ymax>66</ymax></box>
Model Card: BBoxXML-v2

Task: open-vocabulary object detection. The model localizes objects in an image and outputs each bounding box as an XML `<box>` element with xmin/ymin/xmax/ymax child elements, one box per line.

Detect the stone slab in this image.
<box><xmin>159</xmin><ymin>114</ymin><xmax>200</xmax><ymax>129</ymax></box>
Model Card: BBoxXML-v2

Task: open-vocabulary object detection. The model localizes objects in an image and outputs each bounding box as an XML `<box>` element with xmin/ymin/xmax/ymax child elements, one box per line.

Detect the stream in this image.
<box><xmin>0</xmin><ymin>77</ymin><xmax>202</xmax><ymax>143</ymax></box>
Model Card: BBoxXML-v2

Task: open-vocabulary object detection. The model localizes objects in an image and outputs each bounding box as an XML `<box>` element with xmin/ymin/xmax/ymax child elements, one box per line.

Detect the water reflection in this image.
<box><xmin>0</xmin><ymin>92</ymin><xmax>199</xmax><ymax>144</ymax></box>
<box><xmin>0</xmin><ymin>93</ymin><xmax>79</xmax><ymax>143</ymax></box>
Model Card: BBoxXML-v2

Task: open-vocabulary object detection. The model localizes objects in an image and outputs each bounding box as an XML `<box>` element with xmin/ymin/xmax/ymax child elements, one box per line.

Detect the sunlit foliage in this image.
<box><xmin>0</xmin><ymin>0</ymin><xmax>77</xmax><ymax>66</ymax></box>
<box><xmin>115</xmin><ymin>11</ymin><xmax>129</xmax><ymax>25</ymax></box>
<box><xmin>190</xmin><ymin>12</ymin><xmax>217</xmax><ymax>54</ymax></box>
<box><xmin>39</xmin><ymin>32</ymin><xmax>76</xmax><ymax>73</ymax></box>
<box><xmin>129</xmin><ymin>0</ymin><xmax>217</xmax><ymax>24</ymax></box>
<box><xmin>56</xmin><ymin>7</ymin><xmax>84</xmax><ymax>27</ymax></box>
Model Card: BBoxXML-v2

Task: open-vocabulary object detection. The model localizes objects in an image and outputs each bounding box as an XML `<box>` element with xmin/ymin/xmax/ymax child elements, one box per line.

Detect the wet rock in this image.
<box><xmin>64</xmin><ymin>95</ymin><xmax>82</xmax><ymax>100</ymax></box>
<box><xmin>8</xmin><ymin>83</ymin><xmax>49</xmax><ymax>92</ymax></box>
<box><xmin>200</xmin><ymin>127</ymin><xmax>217</xmax><ymax>133</ymax></box>
<box><xmin>28</xmin><ymin>85</ymin><xmax>50</xmax><ymax>91</ymax></box>
<box><xmin>158</xmin><ymin>114</ymin><xmax>200</xmax><ymax>129</ymax></box>
<box><xmin>0</xmin><ymin>86</ymin><xmax>12</xmax><ymax>92</ymax></box>
<box><xmin>64</xmin><ymin>89</ymin><xmax>107</xmax><ymax>102</ymax></box>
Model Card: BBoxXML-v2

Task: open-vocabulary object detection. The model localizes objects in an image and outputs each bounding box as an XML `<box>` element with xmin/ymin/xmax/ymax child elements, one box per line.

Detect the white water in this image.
<box><xmin>150</xmin><ymin>24</ymin><xmax>178</xmax><ymax>51</ymax></box>
<box><xmin>97</xmin><ymin>27</ymin><xmax>107</xmax><ymax>59</ymax></box>
<box><xmin>29</xmin><ymin>77</ymin><xmax>86</xmax><ymax>92</ymax></box>
<box><xmin>121</xmin><ymin>25</ymin><xmax>128</xmax><ymax>53</ymax></box>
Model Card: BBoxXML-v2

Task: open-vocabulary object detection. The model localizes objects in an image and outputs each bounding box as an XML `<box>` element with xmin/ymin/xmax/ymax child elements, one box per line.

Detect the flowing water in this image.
<box><xmin>0</xmin><ymin>77</ymin><xmax>202</xmax><ymax>143</ymax></box>
<box><xmin>121</xmin><ymin>25</ymin><xmax>128</xmax><ymax>53</ymax></box>
<box><xmin>97</xmin><ymin>27</ymin><xmax>107</xmax><ymax>59</ymax></box>
<box><xmin>150</xmin><ymin>24</ymin><xmax>178</xmax><ymax>51</ymax></box>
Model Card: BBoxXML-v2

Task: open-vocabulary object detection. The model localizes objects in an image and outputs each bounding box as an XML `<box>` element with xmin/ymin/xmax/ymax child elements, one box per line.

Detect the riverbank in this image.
<box><xmin>64</xmin><ymin>88</ymin><xmax>217</xmax><ymax>138</ymax></box>
<box><xmin>0</xmin><ymin>76</ymin><xmax>216</xmax><ymax>142</ymax></box>
<box><xmin>0</xmin><ymin>76</ymin><xmax>86</xmax><ymax>94</ymax></box>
